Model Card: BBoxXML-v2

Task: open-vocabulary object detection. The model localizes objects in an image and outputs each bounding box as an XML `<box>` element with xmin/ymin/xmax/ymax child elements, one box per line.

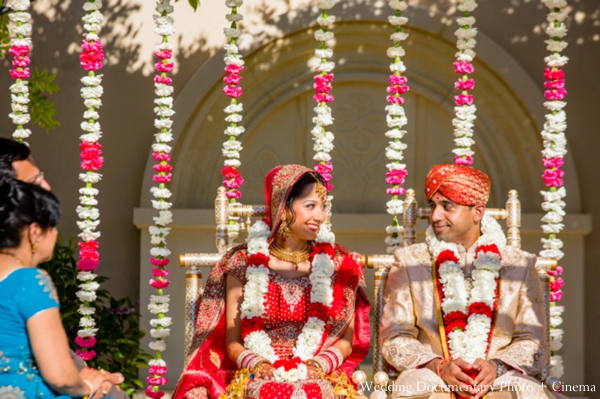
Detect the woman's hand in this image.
<box><xmin>79</xmin><ymin>367</ymin><xmax>124</xmax><ymax>398</ymax></box>
<box><xmin>306</xmin><ymin>364</ymin><xmax>322</xmax><ymax>379</ymax></box>
<box><xmin>253</xmin><ymin>363</ymin><xmax>275</xmax><ymax>380</ymax></box>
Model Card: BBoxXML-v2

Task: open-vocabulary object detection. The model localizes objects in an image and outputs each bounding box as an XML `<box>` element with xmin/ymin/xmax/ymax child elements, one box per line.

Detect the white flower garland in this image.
<box><xmin>75</xmin><ymin>0</ymin><xmax>106</xmax><ymax>362</ymax></box>
<box><xmin>146</xmin><ymin>0</ymin><xmax>176</xmax><ymax>397</ymax></box>
<box><xmin>540</xmin><ymin>0</ymin><xmax>569</xmax><ymax>380</ymax></box>
<box><xmin>7</xmin><ymin>0</ymin><xmax>32</xmax><ymax>143</ymax></box>
<box><xmin>241</xmin><ymin>221</ymin><xmax>335</xmax><ymax>382</ymax></box>
<box><xmin>426</xmin><ymin>215</ymin><xmax>506</xmax><ymax>363</ymax></box>
<box><xmin>451</xmin><ymin>0</ymin><xmax>478</xmax><ymax>166</ymax></box>
<box><xmin>383</xmin><ymin>0</ymin><xmax>410</xmax><ymax>254</ymax></box>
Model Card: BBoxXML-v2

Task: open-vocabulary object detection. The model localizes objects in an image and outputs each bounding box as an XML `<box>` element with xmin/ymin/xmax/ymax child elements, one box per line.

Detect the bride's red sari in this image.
<box><xmin>173</xmin><ymin>165</ymin><xmax>370</xmax><ymax>399</ymax></box>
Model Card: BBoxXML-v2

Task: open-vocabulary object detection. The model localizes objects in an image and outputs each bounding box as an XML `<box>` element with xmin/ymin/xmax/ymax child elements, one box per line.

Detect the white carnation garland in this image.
<box><xmin>241</xmin><ymin>220</ymin><xmax>336</xmax><ymax>382</ymax></box>
<box><xmin>426</xmin><ymin>214</ymin><xmax>506</xmax><ymax>363</ymax></box>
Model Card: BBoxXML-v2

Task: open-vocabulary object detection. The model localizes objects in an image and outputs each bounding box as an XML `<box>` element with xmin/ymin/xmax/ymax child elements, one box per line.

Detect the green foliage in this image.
<box><xmin>0</xmin><ymin>13</ymin><xmax>9</xmax><ymax>58</ymax></box>
<box><xmin>28</xmin><ymin>68</ymin><xmax>61</xmax><ymax>131</ymax></box>
<box><xmin>40</xmin><ymin>236</ymin><xmax>151</xmax><ymax>397</ymax></box>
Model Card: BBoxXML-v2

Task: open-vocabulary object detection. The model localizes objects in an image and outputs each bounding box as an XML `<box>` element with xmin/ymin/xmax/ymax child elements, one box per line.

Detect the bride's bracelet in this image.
<box><xmin>236</xmin><ymin>350</ymin><xmax>268</xmax><ymax>371</ymax></box>
<box><xmin>306</xmin><ymin>358</ymin><xmax>328</xmax><ymax>375</ymax></box>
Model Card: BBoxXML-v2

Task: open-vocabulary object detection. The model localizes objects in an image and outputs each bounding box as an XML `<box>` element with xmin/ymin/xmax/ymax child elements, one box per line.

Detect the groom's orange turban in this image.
<box><xmin>425</xmin><ymin>164</ymin><xmax>491</xmax><ymax>206</ymax></box>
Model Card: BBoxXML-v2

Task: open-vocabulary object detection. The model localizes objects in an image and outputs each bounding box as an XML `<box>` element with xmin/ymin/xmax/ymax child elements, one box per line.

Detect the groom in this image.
<box><xmin>378</xmin><ymin>164</ymin><xmax>560</xmax><ymax>399</ymax></box>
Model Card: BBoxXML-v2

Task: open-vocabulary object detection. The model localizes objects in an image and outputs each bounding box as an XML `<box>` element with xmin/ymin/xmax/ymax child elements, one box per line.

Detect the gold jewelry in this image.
<box><xmin>31</xmin><ymin>242</ymin><xmax>37</xmax><ymax>255</ymax></box>
<box><xmin>0</xmin><ymin>252</ymin><xmax>24</xmax><ymax>265</ymax></box>
<box><xmin>278</xmin><ymin>215</ymin><xmax>290</xmax><ymax>239</ymax></box>
<box><xmin>269</xmin><ymin>241</ymin><xmax>311</xmax><ymax>268</ymax></box>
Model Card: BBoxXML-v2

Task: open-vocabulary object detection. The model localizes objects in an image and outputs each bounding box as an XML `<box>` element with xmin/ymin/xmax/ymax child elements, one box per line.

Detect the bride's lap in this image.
<box><xmin>247</xmin><ymin>378</ymin><xmax>335</xmax><ymax>399</ymax></box>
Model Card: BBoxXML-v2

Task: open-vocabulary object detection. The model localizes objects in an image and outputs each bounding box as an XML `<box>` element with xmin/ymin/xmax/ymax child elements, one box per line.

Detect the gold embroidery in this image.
<box><xmin>210</xmin><ymin>350</ymin><xmax>221</xmax><ymax>368</ymax></box>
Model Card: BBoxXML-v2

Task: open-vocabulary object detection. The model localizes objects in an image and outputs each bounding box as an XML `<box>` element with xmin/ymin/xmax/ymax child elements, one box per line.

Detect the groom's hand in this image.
<box><xmin>471</xmin><ymin>358</ymin><xmax>497</xmax><ymax>399</ymax></box>
<box><xmin>440</xmin><ymin>359</ymin><xmax>478</xmax><ymax>398</ymax></box>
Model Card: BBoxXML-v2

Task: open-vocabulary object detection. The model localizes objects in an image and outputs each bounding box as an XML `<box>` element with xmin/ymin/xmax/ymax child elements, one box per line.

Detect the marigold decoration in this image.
<box><xmin>7</xmin><ymin>0</ymin><xmax>33</xmax><ymax>143</ymax></box>
<box><xmin>427</xmin><ymin>215</ymin><xmax>507</xmax><ymax>366</ymax></box>
<box><xmin>311</xmin><ymin>0</ymin><xmax>337</xmax><ymax>192</ymax></box>
<box><xmin>540</xmin><ymin>0</ymin><xmax>569</xmax><ymax>381</ymax></box>
<box><xmin>452</xmin><ymin>0</ymin><xmax>478</xmax><ymax>166</ymax></box>
<box><xmin>220</xmin><ymin>0</ymin><xmax>246</xmax><ymax>240</ymax></box>
<box><xmin>383</xmin><ymin>0</ymin><xmax>410</xmax><ymax>254</ymax></box>
<box><xmin>144</xmin><ymin>1</ymin><xmax>177</xmax><ymax>398</ymax></box>
<box><xmin>75</xmin><ymin>0</ymin><xmax>106</xmax><ymax>363</ymax></box>
<box><xmin>241</xmin><ymin>220</ymin><xmax>337</xmax><ymax>381</ymax></box>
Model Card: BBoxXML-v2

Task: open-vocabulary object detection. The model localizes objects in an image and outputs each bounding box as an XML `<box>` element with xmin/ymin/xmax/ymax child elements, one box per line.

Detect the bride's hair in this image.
<box><xmin>0</xmin><ymin>174</ymin><xmax>61</xmax><ymax>249</ymax></box>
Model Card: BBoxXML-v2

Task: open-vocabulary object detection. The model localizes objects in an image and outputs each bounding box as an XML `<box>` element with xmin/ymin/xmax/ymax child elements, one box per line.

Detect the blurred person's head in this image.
<box><xmin>0</xmin><ymin>175</ymin><xmax>61</xmax><ymax>265</ymax></box>
<box><xmin>0</xmin><ymin>137</ymin><xmax>51</xmax><ymax>190</ymax></box>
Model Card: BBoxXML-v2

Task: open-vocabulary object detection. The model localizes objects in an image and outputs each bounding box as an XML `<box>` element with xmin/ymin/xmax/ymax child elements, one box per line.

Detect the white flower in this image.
<box><xmin>241</xmin><ymin>265</ymin><xmax>269</xmax><ymax>317</ymax></box>
<box><xmin>148</xmin><ymin>303</ymin><xmax>170</xmax><ymax>314</ymax></box>
<box><xmin>386</xmin><ymin>199</ymin><xmax>403</xmax><ymax>215</ymax></box>
<box><xmin>150</xmin><ymin>317</ymin><xmax>172</xmax><ymax>327</ymax></box>
<box><xmin>546</xmin><ymin>24</ymin><xmax>567</xmax><ymax>38</ymax></box>
<box><xmin>457</xmin><ymin>0</ymin><xmax>478</xmax><ymax>12</ymax></box>
<box><xmin>226</xmin><ymin>13</ymin><xmax>243</xmax><ymax>22</ymax></box>
<box><xmin>317</xmin><ymin>0</ymin><xmax>335</xmax><ymax>10</ymax></box>
<box><xmin>390</xmin><ymin>32</ymin><xmax>409</xmax><ymax>42</ymax></box>
<box><xmin>225</xmin><ymin>103</ymin><xmax>243</xmax><ymax>113</ymax></box>
<box><xmin>78</xmin><ymin>328</ymin><xmax>98</xmax><ymax>337</ymax></box>
<box><xmin>316</xmin><ymin>61</ymin><xmax>335</xmax><ymax>73</ymax></box>
<box><xmin>244</xmin><ymin>331</ymin><xmax>278</xmax><ymax>363</ymax></box>
<box><xmin>149</xmin><ymin>340</ymin><xmax>167</xmax><ymax>351</ymax></box>
<box><xmin>153</xmin><ymin>211</ymin><xmax>173</xmax><ymax>226</ymax></box>
<box><xmin>224</xmin><ymin>28</ymin><xmax>241</xmax><ymax>38</ymax></box>
<box><xmin>546</xmin><ymin>39</ymin><xmax>568</xmax><ymax>53</ymax></box>
<box><xmin>80</xmin><ymin>282</ymin><xmax>100</xmax><ymax>291</ymax></box>
<box><xmin>293</xmin><ymin>317</ymin><xmax>326</xmax><ymax>360</ymax></box>
<box><xmin>224</xmin><ymin>54</ymin><xmax>245</xmax><ymax>67</ymax></box>
<box><xmin>314</xmin><ymin>30</ymin><xmax>334</xmax><ymax>42</ymax></box>
<box><xmin>388</xmin><ymin>16</ymin><xmax>408</xmax><ymax>27</ymax></box>
<box><xmin>79</xmin><ymin>172</ymin><xmax>102</xmax><ymax>184</ymax></box>
<box><xmin>316</xmin><ymin>223</ymin><xmax>335</xmax><ymax>244</ymax></box>
<box><xmin>150</xmin><ymin>247</ymin><xmax>171</xmax><ymax>257</ymax></box>
<box><xmin>78</xmin><ymin>305</ymin><xmax>96</xmax><ymax>315</ymax></box>
<box><xmin>389</xmin><ymin>61</ymin><xmax>406</xmax><ymax>73</ymax></box>
<box><xmin>385</xmin><ymin>129</ymin><xmax>407</xmax><ymax>140</ymax></box>
<box><xmin>83</xmin><ymin>0</ymin><xmax>102</xmax><ymax>11</ymax></box>
<box><xmin>544</xmin><ymin>53</ymin><xmax>569</xmax><ymax>68</ymax></box>
<box><xmin>150</xmin><ymin>328</ymin><xmax>171</xmax><ymax>338</ymax></box>
<box><xmin>386</xmin><ymin>46</ymin><xmax>405</xmax><ymax>58</ymax></box>
<box><xmin>388</xmin><ymin>0</ymin><xmax>408</xmax><ymax>11</ymax></box>
<box><xmin>76</xmin><ymin>290</ymin><xmax>97</xmax><ymax>302</ymax></box>
<box><xmin>225</xmin><ymin>0</ymin><xmax>243</xmax><ymax>6</ymax></box>
<box><xmin>457</xmin><ymin>16</ymin><xmax>476</xmax><ymax>26</ymax></box>
<box><xmin>79</xmin><ymin>317</ymin><xmax>96</xmax><ymax>328</ymax></box>
<box><xmin>225</xmin><ymin>126</ymin><xmax>245</xmax><ymax>136</ymax></box>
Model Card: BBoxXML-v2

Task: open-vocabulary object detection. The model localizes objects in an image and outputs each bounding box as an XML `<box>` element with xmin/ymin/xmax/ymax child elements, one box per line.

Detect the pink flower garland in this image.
<box><xmin>7</xmin><ymin>0</ymin><xmax>33</xmax><ymax>142</ymax></box>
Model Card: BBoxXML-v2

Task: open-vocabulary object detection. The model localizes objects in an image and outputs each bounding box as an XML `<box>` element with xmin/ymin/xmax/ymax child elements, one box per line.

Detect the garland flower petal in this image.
<box><xmin>146</xmin><ymin>0</ymin><xmax>176</xmax><ymax>398</ymax></box>
<box><xmin>539</xmin><ymin>0</ymin><xmax>569</xmax><ymax>382</ymax></box>
<box><xmin>383</xmin><ymin>0</ymin><xmax>410</xmax><ymax>254</ymax></box>
<box><xmin>7</xmin><ymin>0</ymin><xmax>33</xmax><ymax>143</ymax></box>
<box><xmin>452</xmin><ymin>0</ymin><xmax>478</xmax><ymax>166</ymax></box>
<box><xmin>75</xmin><ymin>0</ymin><xmax>106</xmax><ymax>363</ymax></box>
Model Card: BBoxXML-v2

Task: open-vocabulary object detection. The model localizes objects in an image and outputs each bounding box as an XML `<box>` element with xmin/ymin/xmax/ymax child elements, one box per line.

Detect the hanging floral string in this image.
<box><xmin>7</xmin><ymin>0</ymin><xmax>32</xmax><ymax>143</ymax></box>
<box><xmin>383</xmin><ymin>0</ymin><xmax>410</xmax><ymax>254</ymax></box>
<box><xmin>75</xmin><ymin>0</ymin><xmax>106</xmax><ymax>363</ymax></box>
<box><xmin>145</xmin><ymin>1</ymin><xmax>176</xmax><ymax>397</ymax></box>
<box><xmin>540</xmin><ymin>0</ymin><xmax>569</xmax><ymax>381</ymax></box>
<box><xmin>452</xmin><ymin>0</ymin><xmax>478</xmax><ymax>166</ymax></box>
<box><xmin>221</xmin><ymin>0</ymin><xmax>245</xmax><ymax>239</ymax></box>
<box><xmin>311</xmin><ymin>0</ymin><xmax>336</xmax><ymax>192</ymax></box>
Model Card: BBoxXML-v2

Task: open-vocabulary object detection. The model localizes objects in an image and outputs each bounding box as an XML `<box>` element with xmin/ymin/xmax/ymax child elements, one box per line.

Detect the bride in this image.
<box><xmin>174</xmin><ymin>164</ymin><xmax>370</xmax><ymax>399</ymax></box>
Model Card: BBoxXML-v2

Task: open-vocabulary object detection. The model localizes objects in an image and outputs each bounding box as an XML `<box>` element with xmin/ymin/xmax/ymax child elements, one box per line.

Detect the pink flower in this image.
<box><xmin>225</xmin><ymin>64</ymin><xmax>244</xmax><ymax>74</ymax></box>
<box><xmin>314</xmin><ymin>162</ymin><xmax>333</xmax><ymax>175</ymax></box>
<box><xmin>314</xmin><ymin>73</ymin><xmax>334</xmax><ymax>85</ymax></box>
<box><xmin>150</xmin><ymin>257</ymin><xmax>170</xmax><ymax>266</ymax></box>
<box><xmin>149</xmin><ymin>365</ymin><xmax>168</xmax><ymax>375</ymax></box>
<box><xmin>550</xmin><ymin>290</ymin><xmax>563</xmax><ymax>302</ymax></box>
<box><xmin>223</xmin><ymin>177</ymin><xmax>244</xmax><ymax>189</ymax></box>
<box><xmin>542</xmin><ymin>157</ymin><xmax>564</xmax><ymax>169</ymax></box>
<box><xmin>155</xmin><ymin>50</ymin><xmax>173</xmax><ymax>60</ymax></box>
<box><xmin>313</xmin><ymin>93</ymin><xmax>334</xmax><ymax>103</ymax></box>
<box><xmin>221</xmin><ymin>166</ymin><xmax>241</xmax><ymax>179</ymax></box>
<box><xmin>453</xmin><ymin>61</ymin><xmax>474</xmax><ymax>75</ymax></box>
<box><xmin>386</xmin><ymin>169</ymin><xmax>408</xmax><ymax>185</ymax></box>
<box><xmin>550</xmin><ymin>277</ymin><xmax>565</xmax><ymax>291</ymax></box>
<box><xmin>147</xmin><ymin>376</ymin><xmax>169</xmax><ymax>385</ymax></box>
<box><xmin>80</xmin><ymin>40</ymin><xmax>104</xmax><ymax>71</ymax></box>
<box><xmin>145</xmin><ymin>386</ymin><xmax>165</xmax><ymax>399</ymax></box>
<box><xmin>544</xmin><ymin>79</ymin><xmax>565</xmax><ymax>90</ymax></box>
<box><xmin>223</xmin><ymin>85</ymin><xmax>243</xmax><ymax>98</ymax></box>
<box><xmin>314</xmin><ymin>82</ymin><xmax>333</xmax><ymax>93</ymax></box>
<box><xmin>225</xmin><ymin>189</ymin><xmax>242</xmax><ymax>199</ymax></box>
<box><xmin>544</xmin><ymin>68</ymin><xmax>564</xmax><ymax>80</ymax></box>
<box><xmin>386</xmin><ymin>85</ymin><xmax>409</xmax><ymax>94</ymax></box>
<box><xmin>454</xmin><ymin>94</ymin><xmax>473</xmax><ymax>106</ymax></box>
<box><xmin>81</xmin><ymin>157</ymin><xmax>104</xmax><ymax>171</ymax></box>
<box><xmin>388</xmin><ymin>75</ymin><xmax>407</xmax><ymax>85</ymax></box>
<box><xmin>75</xmin><ymin>336</ymin><xmax>97</xmax><ymax>348</ymax></box>
<box><xmin>223</xmin><ymin>74</ymin><xmax>242</xmax><ymax>85</ymax></box>
<box><xmin>10</xmin><ymin>68</ymin><xmax>30</xmax><ymax>79</ymax></box>
<box><xmin>454</xmin><ymin>155</ymin><xmax>474</xmax><ymax>166</ymax></box>
<box><xmin>76</xmin><ymin>349</ymin><xmax>96</xmax><ymax>361</ymax></box>
<box><xmin>153</xmin><ymin>173</ymin><xmax>172</xmax><ymax>183</ymax></box>
<box><xmin>150</xmin><ymin>278</ymin><xmax>170</xmax><ymax>289</ymax></box>
<box><xmin>12</xmin><ymin>56</ymin><xmax>31</xmax><ymax>68</ymax></box>
<box><xmin>544</xmin><ymin>88</ymin><xmax>567</xmax><ymax>101</ymax></box>
<box><xmin>455</xmin><ymin>78</ymin><xmax>475</xmax><ymax>91</ymax></box>
<box><xmin>77</xmin><ymin>257</ymin><xmax>99</xmax><ymax>271</ymax></box>
<box><xmin>386</xmin><ymin>95</ymin><xmax>405</xmax><ymax>105</ymax></box>
<box><xmin>80</xmin><ymin>141</ymin><xmax>103</xmax><ymax>157</ymax></box>
<box><xmin>155</xmin><ymin>62</ymin><xmax>174</xmax><ymax>73</ymax></box>
<box><xmin>152</xmin><ymin>268</ymin><xmax>170</xmax><ymax>277</ymax></box>
<box><xmin>9</xmin><ymin>45</ymin><xmax>30</xmax><ymax>57</ymax></box>
<box><xmin>542</xmin><ymin>168</ymin><xmax>565</xmax><ymax>187</ymax></box>
<box><xmin>153</xmin><ymin>152</ymin><xmax>171</xmax><ymax>162</ymax></box>
<box><xmin>324</xmin><ymin>182</ymin><xmax>333</xmax><ymax>192</ymax></box>
<box><xmin>154</xmin><ymin>75</ymin><xmax>173</xmax><ymax>85</ymax></box>
<box><xmin>153</xmin><ymin>163</ymin><xmax>173</xmax><ymax>173</ymax></box>
<box><xmin>387</xmin><ymin>187</ymin><xmax>406</xmax><ymax>196</ymax></box>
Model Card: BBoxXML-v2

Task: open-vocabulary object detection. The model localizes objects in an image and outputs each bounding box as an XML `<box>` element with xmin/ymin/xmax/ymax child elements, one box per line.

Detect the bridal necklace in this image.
<box><xmin>269</xmin><ymin>241</ymin><xmax>311</xmax><ymax>269</ymax></box>
<box><xmin>0</xmin><ymin>252</ymin><xmax>24</xmax><ymax>265</ymax></box>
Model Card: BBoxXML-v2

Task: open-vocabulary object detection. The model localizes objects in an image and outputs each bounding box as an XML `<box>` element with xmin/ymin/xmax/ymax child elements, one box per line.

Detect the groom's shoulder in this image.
<box><xmin>393</xmin><ymin>242</ymin><xmax>430</xmax><ymax>270</ymax></box>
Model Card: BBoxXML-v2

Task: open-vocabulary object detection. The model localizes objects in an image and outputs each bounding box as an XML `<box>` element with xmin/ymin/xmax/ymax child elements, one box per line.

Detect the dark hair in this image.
<box><xmin>0</xmin><ymin>175</ymin><xmax>61</xmax><ymax>249</ymax></box>
<box><xmin>285</xmin><ymin>172</ymin><xmax>326</xmax><ymax>225</ymax></box>
<box><xmin>0</xmin><ymin>137</ymin><xmax>32</xmax><ymax>177</ymax></box>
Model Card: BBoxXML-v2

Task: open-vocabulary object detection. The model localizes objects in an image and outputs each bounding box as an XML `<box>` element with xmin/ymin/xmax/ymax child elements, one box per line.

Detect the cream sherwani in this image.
<box><xmin>377</xmin><ymin>242</ymin><xmax>561</xmax><ymax>399</ymax></box>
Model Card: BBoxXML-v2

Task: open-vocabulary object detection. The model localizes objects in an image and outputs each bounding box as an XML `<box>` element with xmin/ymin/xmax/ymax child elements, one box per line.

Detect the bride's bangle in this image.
<box><xmin>82</xmin><ymin>379</ymin><xmax>94</xmax><ymax>399</ymax></box>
